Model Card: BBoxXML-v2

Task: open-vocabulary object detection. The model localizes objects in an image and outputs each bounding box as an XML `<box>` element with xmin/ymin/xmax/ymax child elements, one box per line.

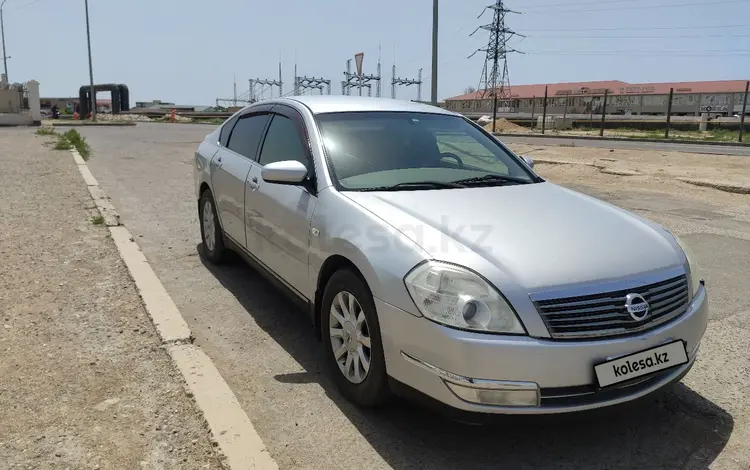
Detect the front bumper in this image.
<box><xmin>377</xmin><ymin>283</ymin><xmax>708</xmax><ymax>414</ymax></box>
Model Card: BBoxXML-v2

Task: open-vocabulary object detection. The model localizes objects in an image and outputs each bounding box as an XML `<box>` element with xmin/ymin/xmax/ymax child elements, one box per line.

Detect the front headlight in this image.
<box><xmin>674</xmin><ymin>235</ymin><xmax>701</xmax><ymax>298</ymax></box>
<box><xmin>404</xmin><ymin>261</ymin><xmax>525</xmax><ymax>334</ymax></box>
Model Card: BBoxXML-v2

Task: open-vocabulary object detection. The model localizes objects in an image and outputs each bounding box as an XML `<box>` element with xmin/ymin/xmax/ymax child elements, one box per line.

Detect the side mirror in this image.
<box><xmin>522</xmin><ymin>156</ymin><xmax>534</xmax><ymax>169</ymax></box>
<box><xmin>261</xmin><ymin>160</ymin><xmax>308</xmax><ymax>184</ymax></box>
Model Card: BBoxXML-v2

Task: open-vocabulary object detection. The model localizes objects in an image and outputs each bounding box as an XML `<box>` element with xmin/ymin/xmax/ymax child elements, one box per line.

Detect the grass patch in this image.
<box><xmin>54</xmin><ymin>134</ymin><xmax>73</xmax><ymax>150</ymax></box>
<box><xmin>52</xmin><ymin>129</ymin><xmax>92</xmax><ymax>159</ymax></box>
<box><xmin>90</xmin><ymin>214</ymin><xmax>105</xmax><ymax>225</ymax></box>
<box><xmin>63</xmin><ymin>129</ymin><xmax>92</xmax><ymax>159</ymax></box>
<box><xmin>35</xmin><ymin>127</ymin><xmax>57</xmax><ymax>136</ymax></box>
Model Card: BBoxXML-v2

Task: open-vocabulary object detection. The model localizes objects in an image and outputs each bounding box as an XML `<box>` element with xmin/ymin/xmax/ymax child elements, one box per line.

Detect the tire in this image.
<box><xmin>198</xmin><ymin>190</ymin><xmax>226</xmax><ymax>264</ymax></box>
<box><xmin>321</xmin><ymin>269</ymin><xmax>390</xmax><ymax>407</ymax></box>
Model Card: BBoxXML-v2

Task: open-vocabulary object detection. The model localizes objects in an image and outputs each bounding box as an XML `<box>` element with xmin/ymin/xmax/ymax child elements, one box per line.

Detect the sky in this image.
<box><xmin>2</xmin><ymin>0</ymin><xmax>750</xmax><ymax>105</ymax></box>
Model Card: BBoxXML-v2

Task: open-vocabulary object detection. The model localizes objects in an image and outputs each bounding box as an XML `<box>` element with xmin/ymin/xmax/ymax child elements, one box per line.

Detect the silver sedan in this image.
<box><xmin>194</xmin><ymin>96</ymin><xmax>707</xmax><ymax>414</ymax></box>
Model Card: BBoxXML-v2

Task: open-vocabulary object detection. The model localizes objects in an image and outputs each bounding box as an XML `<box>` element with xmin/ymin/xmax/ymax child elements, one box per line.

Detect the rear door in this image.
<box><xmin>244</xmin><ymin>106</ymin><xmax>318</xmax><ymax>298</ymax></box>
<box><xmin>211</xmin><ymin>106</ymin><xmax>271</xmax><ymax>248</ymax></box>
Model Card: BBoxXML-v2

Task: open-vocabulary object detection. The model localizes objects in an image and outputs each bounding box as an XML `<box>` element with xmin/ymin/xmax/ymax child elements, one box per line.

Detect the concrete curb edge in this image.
<box><xmin>68</xmin><ymin>147</ymin><xmax>279</xmax><ymax>469</ymax></box>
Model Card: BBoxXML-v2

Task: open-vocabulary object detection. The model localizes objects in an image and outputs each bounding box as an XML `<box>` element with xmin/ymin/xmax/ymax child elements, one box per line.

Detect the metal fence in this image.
<box><xmin>0</xmin><ymin>82</ymin><xmax>28</xmax><ymax>114</ymax></box>
<box><xmin>464</xmin><ymin>81</ymin><xmax>750</xmax><ymax>143</ymax></box>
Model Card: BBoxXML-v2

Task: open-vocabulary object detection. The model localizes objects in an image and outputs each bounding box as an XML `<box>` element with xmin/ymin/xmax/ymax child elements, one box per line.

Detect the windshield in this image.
<box><xmin>316</xmin><ymin>112</ymin><xmax>537</xmax><ymax>191</ymax></box>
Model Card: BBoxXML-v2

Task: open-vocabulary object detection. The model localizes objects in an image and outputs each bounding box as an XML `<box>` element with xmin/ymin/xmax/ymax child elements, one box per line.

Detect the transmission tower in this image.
<box><xmin>249</xmin><ymin>63</ymin><xmax>284</xmax><ymax>102</ymax></box>
<box><xmin>215</xmin><ymin>75</ymin><xmax>251</xmax><ymax>108</ymax></box>
<box><xmin>294</xmin><ymin>65</ymin><xmax>332</xmax><ymax>95</ymax></box>
<box><xmin>341</xmin><ymin>58</ymin><xmax>381</xmax><ymax>97</ymax></box>
<box><xmin>391</xmin><ymin>66</ymin><xmax>423</xmax><ymax>101</ymax></box>
<box><xmin>469</xmin><ymin>0</ymin><xmax>524</xmax><ymax>125</ymax></box>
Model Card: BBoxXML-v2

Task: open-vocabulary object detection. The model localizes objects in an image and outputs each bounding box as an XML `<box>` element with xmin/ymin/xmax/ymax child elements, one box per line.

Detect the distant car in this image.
<box><xmin>477</xmin><ymin>115</ymin><xmax>492</xmax><ymax>124</ymax></box>
<box><xmin>193</xmin><ymin>96</ymin><xmax>707</xmax><ymax>414</ymax></box>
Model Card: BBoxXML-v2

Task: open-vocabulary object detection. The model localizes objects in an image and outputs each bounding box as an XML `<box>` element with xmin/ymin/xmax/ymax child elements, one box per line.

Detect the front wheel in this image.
<box><xmin>198</xmin><ymin>190</ymin><xmax>226</xmax><ymax>264</ymax></box>
<box><xmin>321</xmin><ymin>269</ymin><xmax>390</xmax><ymax>407</ymax></box>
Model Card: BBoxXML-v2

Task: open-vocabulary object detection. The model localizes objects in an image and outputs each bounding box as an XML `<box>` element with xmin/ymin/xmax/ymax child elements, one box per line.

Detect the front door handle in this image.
<box><xmin>247</xmin><ymin>176</ymin><xmax>260</xmax><ymax>191</ymax></box>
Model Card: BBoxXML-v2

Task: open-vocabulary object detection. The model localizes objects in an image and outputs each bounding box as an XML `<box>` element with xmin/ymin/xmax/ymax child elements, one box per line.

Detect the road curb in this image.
<box><xmin>52</xmin><ymin>121</ymin><xmax>138</xmax><ymax>127</ymax></box>
<box><xmin>493</xmin><ymin>132</ymin><xmax>750</xmax><ymax>147</ymax></box>
<box><xmin>68</xmin><ymin>147</ymin><xmax>279</xmax><ymax>469</ymax></box>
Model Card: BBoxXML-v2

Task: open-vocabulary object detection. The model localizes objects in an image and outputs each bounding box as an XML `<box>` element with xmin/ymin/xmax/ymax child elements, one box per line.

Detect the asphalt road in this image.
<box><xmin>499</xmin><ymin>134</ymin><xmax>750</xmax><ymax>156</ymax></box>
<box><xmin>77</xmin><ymin>122</ymin><xmax>750</xmax><ymax>469</ymax></box>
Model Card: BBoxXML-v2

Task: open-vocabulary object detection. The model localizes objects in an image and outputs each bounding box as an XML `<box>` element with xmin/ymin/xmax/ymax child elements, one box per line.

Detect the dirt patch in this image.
<box><xmin>0</xmin><ymin>130</ymin><xmax>222</xmax><ymax>470</ymax></box>
<box><xmin>483</xmin><ymin>118</ymin><xmax>530</xmax><ymax>133</ymax></box>
<box><xmin>510</xmin><ymin>143</ymin><xmax>750</xmax><ymax>205</ymax></box>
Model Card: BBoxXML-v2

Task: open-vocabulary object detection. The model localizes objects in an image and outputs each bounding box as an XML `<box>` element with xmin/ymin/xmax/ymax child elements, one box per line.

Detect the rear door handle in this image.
<box><xmin>248</xmin><ymin>176</ymin><xmax>260</xmax><ymax>190</ymax></box>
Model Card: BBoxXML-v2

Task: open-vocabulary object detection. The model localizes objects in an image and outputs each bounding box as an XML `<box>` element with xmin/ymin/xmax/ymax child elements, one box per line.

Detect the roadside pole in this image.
<box><xmin>530</xmin><ymin>95</ymin><xmax>535</xmax><ymax>130</ymax></box>
<box><xmin>492</xmin><ymin>92</ymin><xmax>498</xmax><ymax>133</ymax></box>
<box><xmin>1</xmin><ymin>0</ymin><xmax>9</xmax><ymax>83</ymax></box>
<box><xmin>665</xmin><ymin>87</ymin><xmax>674</xmax><ymax>139</ymax></box>
<box><xmin>563</xmin><ymin>96</ymin><xmax>568</xmax><ymax>120</ymax></box>
<box><xmin>430</xmin><ymin>0</ymin><xmax>438</xmax><ymax>105</ymax></box>
<box><xmin>541</xmin><ymin>86</ymin><xmax>548</xmax><ymax>134</ymax></box>
<box><xmin>599</xmin><ymin>89</ymin><xmax>608</xmax><ymax>137</ymax></box>
<box><xmin>739</xmin><ymin>80</ymin><xmax>749</xmax><ymax>143</ymax></box>
<box><xmin>84</xmin><ymin>0</ymin><xmax>96</xmax><ymax>121</ymax></box>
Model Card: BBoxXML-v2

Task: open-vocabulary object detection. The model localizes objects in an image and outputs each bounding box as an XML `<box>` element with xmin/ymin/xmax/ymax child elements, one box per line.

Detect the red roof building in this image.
<box><xmin>444</xmin><ymin>79</ymin><xmax>750</xmax><ymax>116</ymax></box>
<box><xmin>446</xmin><ymin>80</ymin><xmax>749</xmax><ymax>101</ymax></box>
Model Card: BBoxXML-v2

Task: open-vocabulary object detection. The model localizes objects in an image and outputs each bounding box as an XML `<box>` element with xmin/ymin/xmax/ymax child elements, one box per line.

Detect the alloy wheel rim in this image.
<box><xmin>329</xmin><ymin>291</ymin><xmax>371</xmax><ymax>384</ymax></box>
<box><xmin>202</xmin><ymin>199</ymin><xmax>216</xmax><ymax>252</ymax></box>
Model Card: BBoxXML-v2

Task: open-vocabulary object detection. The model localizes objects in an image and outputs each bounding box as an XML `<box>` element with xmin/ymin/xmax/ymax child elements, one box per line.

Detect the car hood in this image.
<box><xmin>343</xmin><ymin>182</ymin><xmax>683</xmax><ymax>290</ymax></box>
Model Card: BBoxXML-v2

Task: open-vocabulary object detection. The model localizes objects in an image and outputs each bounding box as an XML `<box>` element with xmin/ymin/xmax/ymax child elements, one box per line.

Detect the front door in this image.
<box><xmin>245</xmin><ymin>109</ymin><xmax>318</xmax><ymax>298</ymax></box>
<box><xmin>212</xmin><ymin>110</ymin><xmax>270</xmax><ymax>248</ymax></box>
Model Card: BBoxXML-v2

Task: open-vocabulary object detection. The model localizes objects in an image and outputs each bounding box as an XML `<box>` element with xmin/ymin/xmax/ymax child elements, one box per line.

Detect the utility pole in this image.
<box><xmin>665</xmin><ymin>87</ymin><xmax>674</xmax><ymax>138</ymax></box>
<box><xmin>84</xmin><ymin>0</ymin><xmax>96</xmax><ymax>120</ymax></box>
<box><xmin>1</xmin><ymin>0</ymin><xmax>9</xmax><ymax>83</ymax></box>
<box><xmin>541</xmin><ymin>86</ymin><xmax>548</xmax><ymax>134</ymax></box>
<box><xmin>739</xmin><ymin>80</ymin><xmax>748</xmax><ymax>143</ymax></box>
<box><xmin>233</xmin><ymin>75</ymin><xmax>237</xmax><ymax>107</ymax></box>
<box><xmin>431</xmin><ymin>0</ymin><xmax>438</xmax><ymax>105</ymax></box>
<box><xmin>599</xmin><ymin>89</ymin><xmax>609</xmax><ymax>137</ymax></box>
<box><xmin>470</xmin><ymin>1</ymin><xmax>524</xmax><ymax>132</ymax></box>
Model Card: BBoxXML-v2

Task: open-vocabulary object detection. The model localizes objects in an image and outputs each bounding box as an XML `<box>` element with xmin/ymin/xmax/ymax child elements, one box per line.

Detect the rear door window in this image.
<box><xmin>219</xmin><ymin>116</ymin><xmax>238</xmax><ymax>147</ymax></box>
<box><xmin>226</xmin><ymin>114</ymin><xmax>270</xmax><ymax>160</ymax></box>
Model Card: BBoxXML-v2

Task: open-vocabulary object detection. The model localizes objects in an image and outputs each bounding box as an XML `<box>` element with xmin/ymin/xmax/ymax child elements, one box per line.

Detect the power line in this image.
<box><xmin>524</xmin><ymin>0</ymin><xmax>646</xmax><ymax>9</ymax></box>
<box><xmin>528</xmin><ymin>32</ymin><xmax>750</xmax><ymax>39</ymax></box>
<box><xmin>525</xmin><ymin>49</ymin><xmax>750</xmax><ymax>56</ymax></box>
<box><xmin>522</xmin><ymin>23</ymin><xmax>750</xmax><ymax>32</ymax></box>
<box><xmin>523</xmin><ymin>0</ymin><xmax>750</xmax><ymax>14</ymax></box>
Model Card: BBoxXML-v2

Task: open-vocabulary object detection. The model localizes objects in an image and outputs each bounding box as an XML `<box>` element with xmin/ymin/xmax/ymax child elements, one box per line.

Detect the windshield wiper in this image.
<box><xmin>452</xmin><ymin>174</ymin><xmax>531</xmax><ymax>186</ymax></box>
<box><xmin>358</xmin><ymin>180</ymin><xmax>466</xmax><ymax>192</ymax></box>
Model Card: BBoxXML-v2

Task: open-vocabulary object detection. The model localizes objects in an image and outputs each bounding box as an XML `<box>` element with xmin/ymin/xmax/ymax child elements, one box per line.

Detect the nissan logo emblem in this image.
<box><xmin>625</xmin><ymin>293</ymin><xmax>650</xmax><ymax>321</ymax></box>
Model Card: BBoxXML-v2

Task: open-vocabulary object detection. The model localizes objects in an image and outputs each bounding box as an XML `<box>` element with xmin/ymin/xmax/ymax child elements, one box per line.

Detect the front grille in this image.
<box><xmin>533</xmin><ymin>274</ymin><xmax>689</xmax><ymax>339</ymax></box>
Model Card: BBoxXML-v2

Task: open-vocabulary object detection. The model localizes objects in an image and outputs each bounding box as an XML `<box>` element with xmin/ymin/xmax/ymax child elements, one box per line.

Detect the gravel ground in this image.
<box><xmin>75</xmin><ymin>123</ymin><xmax>750</xmax><ymax>469</ymax></box>
<box><xmin>0</xmin><ymin>130</ymin><xmax>222</xmax><ymax>469</ymax></box>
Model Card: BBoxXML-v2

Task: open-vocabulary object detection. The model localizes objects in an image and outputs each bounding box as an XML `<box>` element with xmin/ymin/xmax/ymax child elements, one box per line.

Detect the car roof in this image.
<box><xmin>273</xmin><ymin>95</ymin><xmax>457</xmax><ymax>116</ymax></box>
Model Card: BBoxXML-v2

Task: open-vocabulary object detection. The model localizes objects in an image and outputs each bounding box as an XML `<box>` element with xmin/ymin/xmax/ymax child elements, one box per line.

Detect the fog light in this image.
<box><xmin>445</xmin><ymin>381</ymin><xmax>539</xmax><ymax>407</ymax></box>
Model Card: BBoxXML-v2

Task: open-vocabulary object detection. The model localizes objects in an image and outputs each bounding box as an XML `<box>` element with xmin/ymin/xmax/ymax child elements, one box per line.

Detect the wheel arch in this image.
<box><xmin>314</xmin><ymin>254</ymin><xmax>370</xmax><ymax>339</ymax></box>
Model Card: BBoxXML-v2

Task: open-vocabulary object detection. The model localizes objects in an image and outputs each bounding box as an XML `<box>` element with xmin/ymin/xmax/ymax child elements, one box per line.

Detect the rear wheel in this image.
<box><xmin>322</xmin><ymin>269</ymin><xmax>390</xmax><ymax>407</ymax></box>
<box><xmin>199</xmin><ymin>190</ymin><xmax>226</xmax><ymax>263</ymax></box>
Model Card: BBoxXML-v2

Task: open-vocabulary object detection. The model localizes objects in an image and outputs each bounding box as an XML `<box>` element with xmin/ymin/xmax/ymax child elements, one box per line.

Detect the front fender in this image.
<box><xmin>310</xmin><ymin>188</ymin><xmax>429</xmax><ymax>315</ymax></box>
